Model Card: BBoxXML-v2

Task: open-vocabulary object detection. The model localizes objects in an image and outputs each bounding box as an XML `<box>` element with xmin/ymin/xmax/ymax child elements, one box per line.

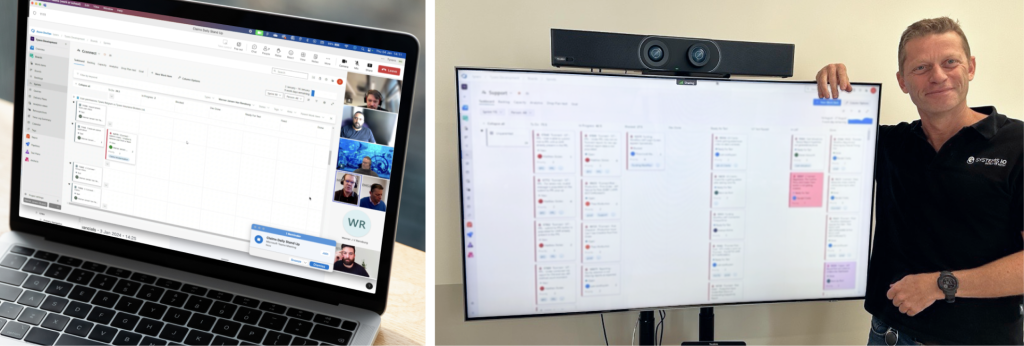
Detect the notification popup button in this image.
<box><xmin>248</xmin><ymin>224</ymin><xmax>336</xmax><ymax>272</ymax></box>
<box><xmin>378</xmin><ymin>65</ymin><xmax>400</xmax><ymax>76</ymax></box>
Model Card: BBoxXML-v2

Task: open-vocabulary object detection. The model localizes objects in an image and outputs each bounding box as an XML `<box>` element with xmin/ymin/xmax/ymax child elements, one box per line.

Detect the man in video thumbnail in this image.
<box><xmin>364</xmin><ymin>90</ymin><xmax>388</xmax><ymax>112</ymax></box>
<box><xmin>333</xmin><ymin>173</ymin><xmax>359</xmax><ymax>205</ymax></box>
<box><xmin>334</xmin><ymin>244</ymin><xmax>369</xmax><ymax>277</ymax></box>
<box><xmin>359</xmin><ymin>183</ymin><xmax>387</xmax><ymax>212</ymax></box>
<box><xmin>353</xmin><ymin>156</ymin><xmax>379</xmax><ymax>177</ymax></box>
<box><xmin>340</xmin><ymin>111</ymin><xmax>376</xmax><ymax>143</ymax></box>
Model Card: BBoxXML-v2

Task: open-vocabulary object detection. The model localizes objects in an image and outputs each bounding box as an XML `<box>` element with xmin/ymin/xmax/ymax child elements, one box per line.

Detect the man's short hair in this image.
<box><xmin>341</xmin><ymin>244</ymin><xmax>356</xmax><ymax>253</ymax></box>
<box><xmin>366</xmin><ymin>90</ymin><xmax>383</xmax><ymax>102</ymax></box>
<box><xmin>898</xmin><ymin>17</ymin><xmax>970</xmax><ymax>73</ymax></box>
<box><xmin>363</xmin><ymin>156</ymin><xmax>371</xmax><ymax>162</ymax></box>
<box><xmin>342</xmin><ymin>173</ymin><xmax>355</xmax><ymax>182</ymax></box>
<box><xmin>353</xmin><ymin>111</ymin><xmax>364</xmax><ymax>118</ymax></box>
<box><xmin>370</xmin><ymin>183</ymin><xmax>384</xmax><ymax>193</ymax></box>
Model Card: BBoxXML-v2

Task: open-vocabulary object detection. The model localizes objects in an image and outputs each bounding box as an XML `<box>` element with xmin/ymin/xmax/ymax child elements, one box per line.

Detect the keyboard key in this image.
<box><xmin>138</xmin><ymin>302</ymin><xmax>167</xmax><ymax>319</ymax></box>
<box><xmin>114</xmin><ymin>296</ymin><xmax>143</xmax><ymax>314</ymax></box>
<box><xmin>309</xmin><ymin>324</ymin><xmax>353</xmax><ymax>345</ymax></box>
<box><xmin>311</xmin><ymin>313</ymin><xmax>339</xmax><ymax>327</ymax></box>
<box><xmin>11</xmin><ymin>246</ymin><xmax>36</xmax><ymax>256</ymax></box>
<box><xmin>0</xmin><ymin>267</ymin><xmax>28</xmax><ymax>286</ymax></box>
<box><xmin>211</xmin><ymin>318</ymin><xmax>241</xmax><ymax>337</ymax></box>
<box><xmin>181</xmin><ymin>284</ymin><xmax>208</xmax><ymax>296</ymax></box>
<box><xmin>64</xmin><ymin>318</ymin><xmax>94</xmax><ymax>337</ymax></box>
<box><xmin>43</xmin><ymin>263</ymin><xmax>71</xmax><ymax>280</ymax></box>
<box><xmin>264</xmin><ymin>330</ymin><xmax>292</xmax><ymax>345</ymax></box>
<box><xmin>113</xmin><ymin>279</ymin><xmax>142</xmax><ymax>296</ymax></box>
<box><xmin>24</xmin><ymin>326</ymin><xmax>60</xmax><ymax>345</ymax></box>
<box><xmin>184</xmin><ymin>329</ymin><xmax>214</xmax><ymax>345</ymax></box>
<box><xmin>111</xmin><ymin>312</ymin><xmax>141</xmax><ymax>330</ymax></box>
<box><xmin>0</xmin><ymin>283</ymin><xmax>24</xmax><ymax>302</ymax></box>
<box><xmin>134</xmin><ymin>318</ymin><xmax>164</xmax><ymax>336</ymax></box>
<box><xmin>34</xmin><ymin>251</ymin><xmax>59</xmax><ymax>261</ymax></box>
<box><xmin>40</xmin><ymin>295</ymin><xmax>69</xmax><ymax>313</ymax></box>
<box><xmin>91</xmin><ymin>290</ymin><xmax>120</xmax><ymax>308</ymax></box>
<box><xmin>129</xmin><ymin>273</ymin><xmax>157</xmax><ymax>284</ymax></box>
<box><xmin>0</xmin><ymin>301</ymin><xmax>25</xmax><ymax>319</ymax></box>
<box><xmin>232</xmin><ymin>306</ymin><xmax>261</xmax><ymax>325</ymax></box>
<box><xmin>21</xmin><ymin>259</ymin><xmax>49</xmax><ymax>275</ymax></box>
<box><xmin>56</xmin><ymin>256</ymin><xmax>83</xmax><ymax>267</ymax></box>
<box><xmin>1</xmin><ymin>320</ymin><xmax>30</xmax><ymax>339</ymax></box>
<box><xmin>258</xmin><ymin>301</ymin><xmax>287</xmax><ymax>314</ymax></box>
<box><xmin>209</xmin><ymin>301</ymin><xmax>237</xmax><ymax>319</ymax></box>
<box><xmin>18</xmin><ymin>290</ymin><xmax>46</xmax><ymax>307</ymax></box>
<box><xmin>257</xmin><ymin>312</ymin><xmax>286</xmax><ymax>331</ymax></box>
<box><xmin>207</xmin><ymin>290</ymin><xmax>233</xmax><ymax>302</ymax></box>
<box><xmin>236</xmin><ymin>325</ymin><xmax>267</xmax><ymax>344</ymax></box>
<box><xmin>89</xmin><ymin>274</ymin><xmax>118</xmax><ymax>290</ymax></box>
<box><xmin>66</xmin><ymin>269</ymin><xmax>95</xmax><ymax>285</ymax></box>
<box><xmin>211</xmin><ymin>335</ymin><xmax>239</xmax><ymax>345</ymax></box>
<box><xmin>184</xmin><ymin>295</ymin><xmax>213</xmax><ymax>313</ymax></box>
<box><xmin>231</xmin><ymin>295</ymin><xmax>259</xmax><ymax>308</ymax></box>
<box><xmin>56</xmin><ymin>333</ymin><xmax>104</xmax><ymax>345</ymax></box>
<box><xmin>159</xmin><ymin>291</ymin><xmax>188</xmax><ymax>307</ymax></box>
<box><xmin>1</xmin><ymin>254</ymin><xmax>28</xmax><ymax>269</ymax></box>
<box><xmin>68</xmin><ymin>285</ymin><xmax>97</xmax><ymax>302</ymax></box>
<box><xmin>162</xmin><ymin>307</ymin><xmax>191</xmax><ymax>325</ymax></box>
<box><xmin>158</xmin><ymin>323</ymin><xmax>188</xmax><ymax>343</ymax></box>
<box><xmin>106</xmin><ymin>267</ymin><xmax>132</xmax><ymax>279</ymax></box>
<box><xmin>187</xmin><ymin>313</ymin><xmax>217</xmax><ymax>331</ymax></box>
<box><xmin>87</xmin><ymin>324</ymin><xmax>117</xmax><ymax>343</ymax></box>
<box><xmin>140</xmin><ymin>335</ymin><xmax>167</xmax><ymax>345</ymax></box>
<box><xmin>40</xmin><ymin>313</ymin><xmax>70</xmax><ymax>331</ymax></box>
<box><xmin>63</xmin><ymin>301</ymin><xmax>92</xmax><ymax>319</ymax></box>
<box><xmin>86</xmin><ymin>306</ymin><xmax>115</xmax><ymax>324</ymax></box>
<box><xmin>18</xmin><ymin>307</ymin><xmax>46</xmax><ymax>325</ymax></box>
<box><xmin>113</xmin><ymin>330</ymin><xmax>144</xmax><ymax>345</ymax></box>
<box><xmin>81</xmin><ymin>262</ymin><xmax>107</xmax><ymax>273</ymax></box>
<box><xmin>284</xmin><ymin>318</ymin><xmax>313</xmax><ymax>336</ymax></box>
<box><xmin>137</xmin><ymin>285</ymin><xmax>165</xmax><ymax>302</ymax></box>
<box><xmin>22</xmin><ymin>275</ymin><xmax>50</xmax><ymax>291</ymax></box>
<box><xmin>341</xmin><ymin>320</ymin><xmax>357</xmax><ymax>331</ymax></box>
<box><xmin>291</xmin><ymin>337</ymin><xmax>317</xmax><ymax>345</ymax></box>
<box><xmin>285</xmin><ymin>307</ymin><xmax>313</xmax><ymax>320</ymax></box>
<box><xmin>44</xmin><ymin>280</ymin><xmax>73</xmax><ymax>297</ymax></box>
<box><xmin>154</xmin><ymin>278</ymin><xmax>181</xmax><ymax>290</ymax></box>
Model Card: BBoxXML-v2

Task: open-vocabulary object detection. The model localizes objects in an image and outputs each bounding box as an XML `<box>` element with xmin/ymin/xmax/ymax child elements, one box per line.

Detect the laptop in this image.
<box><xmin>8</xmin><ymin>0</ymin><xmax>418</xmax><ymax>344</ymax></box>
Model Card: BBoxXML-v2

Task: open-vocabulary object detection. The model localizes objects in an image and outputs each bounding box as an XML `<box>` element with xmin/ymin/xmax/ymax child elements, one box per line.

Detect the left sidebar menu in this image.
<box><xmin>21</xmin><ymin>33</ymin><xmax>70</xmax><ymax>211</ymax></box>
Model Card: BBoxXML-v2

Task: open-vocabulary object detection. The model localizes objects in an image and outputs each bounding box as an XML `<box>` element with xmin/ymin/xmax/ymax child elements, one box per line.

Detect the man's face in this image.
<box><xmin>896</xmin><ymin>32</ymin><xmax>976</xmax><ymax>115</ymax></box>
<box><xmin>340</xmin><ymin>247</ymin><xmax>355</xmax><ymax>265</ymax></box>
<box><xmin>361</xmin><ymin>157</ymin><xmax>371</xmax><ymax>169</ymax></box>
<box><xmin>370</xmin><ymin>188</ymin><xmax>383</xmax><ymax>203</ymax></box>
<box><xmin>366</xmin><ymin>94</ymin><xmax>381</xmax><ymax>109</ymax></box>
<box><xmin>343</xmin><ymin>175</ymin><xmax>356</xmax><ymax>192</ymax></box>
<box><xmin>352</xmin><ymin>113</ymin><xmax>364</xmax><ymax>130</ymax></box>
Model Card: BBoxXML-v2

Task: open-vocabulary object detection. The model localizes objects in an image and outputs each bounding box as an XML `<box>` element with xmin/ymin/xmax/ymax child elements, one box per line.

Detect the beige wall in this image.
<box><xmin>435</xmin><ymin>0</ymin><xmax>1024</xmax><ymax>344</ymax></box>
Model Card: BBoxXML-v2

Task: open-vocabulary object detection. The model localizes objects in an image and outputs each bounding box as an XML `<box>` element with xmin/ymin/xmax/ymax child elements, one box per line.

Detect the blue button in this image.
<box><xmin>309</xmin><ymin>261</ymin><xmax>329</xmax><ymax>270</ymax></box>
<box><xmin>254</xmin><ymin>235</ymin><xmax>263</xmax><ymax>244</ymax></box>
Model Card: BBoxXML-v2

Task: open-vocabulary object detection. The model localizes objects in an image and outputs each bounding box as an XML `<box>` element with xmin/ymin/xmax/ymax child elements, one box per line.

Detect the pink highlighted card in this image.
<box><xmin>789</xmin><ymin>172</ymin><xmax>824</xmax><ymax>207</ymax></box>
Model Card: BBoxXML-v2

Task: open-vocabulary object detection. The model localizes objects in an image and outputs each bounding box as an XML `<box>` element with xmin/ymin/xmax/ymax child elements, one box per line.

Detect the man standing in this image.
<box><xmin>340</xmin><ymin>111</ymin><xmax>376</xmax><ymax>143</ymax></box>
<box><xmin>333</xmin><ymin>173</ymin><xmax>359</xmax><ymax>205</ymax></box>
<box><xmin>334</xmin><ymin>245</ymin><xmax>369</xmax><ymax>277</ymax></box>
<box><xmin>359</xmin><ymin>184</ymin><xmax>387</xmax><ymax>212</ymax></box>
<box><xmin>818</xmin><ymin>17</ymin><xmax>1022</xmax><ymax>345</ymax></box>
<box><xmin>364</xmin><ymin>90</ymin><xmax>388</xmax><ymax>112</ymax></box>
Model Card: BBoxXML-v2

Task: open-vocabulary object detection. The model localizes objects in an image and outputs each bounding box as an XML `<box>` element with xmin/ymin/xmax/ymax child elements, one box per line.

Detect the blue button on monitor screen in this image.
<box><xmin>254</xmin><ymin>235</ymin><xmax>263</xmax><ymax>244</ymax></box>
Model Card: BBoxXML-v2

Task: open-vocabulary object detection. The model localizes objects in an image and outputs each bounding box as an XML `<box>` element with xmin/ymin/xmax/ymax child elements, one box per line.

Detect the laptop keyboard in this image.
<box><xmin>0</xmin><ymin>245</ymin><xmax>357</xmax><ymax>345</ymax></box>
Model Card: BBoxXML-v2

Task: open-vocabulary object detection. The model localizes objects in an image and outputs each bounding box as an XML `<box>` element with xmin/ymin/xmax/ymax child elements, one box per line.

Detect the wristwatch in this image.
<box><xmin>937</xmin><ymin>271</ymin><xmax>958</xmax><ymax>303</ymax></box>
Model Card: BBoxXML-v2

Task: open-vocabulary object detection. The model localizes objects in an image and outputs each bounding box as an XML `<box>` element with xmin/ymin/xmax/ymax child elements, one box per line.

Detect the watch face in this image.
<box><xmin>940</xmin><ymin>276</ymin><xmax>956</xmax><ymax>289</ymax></box>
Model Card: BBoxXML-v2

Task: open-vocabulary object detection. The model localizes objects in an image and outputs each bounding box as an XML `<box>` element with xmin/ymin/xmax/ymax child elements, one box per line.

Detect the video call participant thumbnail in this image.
<box><xmin>364</xmin><ymin>90</ymin><xmax>388</xmax><ymax>112</ymax></box>
<box><xmin>359</xmin><ymin>183</ymin><xmax>386</xmax><ymax>212</ymax></box>
<box><xmin>338</xmin><ymin>138</ymin><xmax>394</xmax><ymax>179</ymax></box>
<box><xmin>340</xmin><ymin>111</ymin><xmax>376</xmax><ymax>143</ymax></box>
<box><xmin>334</xmin><ymin>244</ymin><xmax>370</xmax><ymax>277</ymax></box>
<box><xmin>333</xmin><ymin>173</ymin><xmax>360</xmax><ymax>205</ymax></box>
<box><xmin>354</xmin><ymin>156</ymin><xmax>378</xmax><ymax>177</ymax></box>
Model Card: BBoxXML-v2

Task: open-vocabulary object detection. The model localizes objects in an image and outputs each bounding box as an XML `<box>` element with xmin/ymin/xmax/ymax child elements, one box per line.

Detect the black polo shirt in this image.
<box><xmin>865</xmin><ymin>106</ymin><xmax>1023</xmax><ymax>345</ymax></box>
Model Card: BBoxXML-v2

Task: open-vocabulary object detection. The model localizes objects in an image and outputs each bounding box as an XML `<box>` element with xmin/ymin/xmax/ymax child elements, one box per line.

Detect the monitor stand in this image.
<box><xmin>637</xmin><ymin>308</ymin><xmax>746</xmax><ymax>345</ymax></box>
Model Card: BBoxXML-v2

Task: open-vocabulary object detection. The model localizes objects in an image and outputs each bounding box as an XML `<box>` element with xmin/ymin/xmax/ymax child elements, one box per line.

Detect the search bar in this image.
<box><xmin>271</xmin><ymin>68</ymin><xmax>308</xmax><ymax>79</ymax></box>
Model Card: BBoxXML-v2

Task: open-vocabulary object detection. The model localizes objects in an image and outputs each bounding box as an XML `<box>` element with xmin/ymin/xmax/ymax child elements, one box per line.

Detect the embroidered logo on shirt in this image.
<box><xmin>967</xmin><ymin>156</ymin><xmax>1007</xmax><ymax>167</ymax></box>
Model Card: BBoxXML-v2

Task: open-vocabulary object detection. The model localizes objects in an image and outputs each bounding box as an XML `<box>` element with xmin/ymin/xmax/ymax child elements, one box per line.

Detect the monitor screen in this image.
<box><xmin>19</xmin><ymin>0</ymin><xmax>410</xmax><ymax>294</ymax></box>
<box><xmin>456</xmin><ymin>68</ymin><xmax>881</xmax><ymax>319</ymax></box>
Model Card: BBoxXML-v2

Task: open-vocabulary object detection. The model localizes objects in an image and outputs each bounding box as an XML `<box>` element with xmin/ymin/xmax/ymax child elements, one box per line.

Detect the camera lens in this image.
<box><xmin>688</xmin><ymin>44</ymin><xmax>709</xmax><ymax>67</ymax></box>
<box><xmin>647</xmin><ymin>45</ymin><xmax>664</xmax><ymax>62</ymax></box>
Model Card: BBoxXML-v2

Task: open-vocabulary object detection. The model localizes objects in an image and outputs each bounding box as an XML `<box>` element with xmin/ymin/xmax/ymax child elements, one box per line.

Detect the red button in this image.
<box><xmin>870</xmin><ymin>87</ymin><xmax>877</xmax><ymax>94</ymax></box>
<box><xmin>336</xmin><ymin>79</ymin><xmax>343</xmax><ymax>85</ymax></box>
<box><xmin>378</xmin><ymin>65</ymin><xmax>400</xmax><ymax>76</ymax></box>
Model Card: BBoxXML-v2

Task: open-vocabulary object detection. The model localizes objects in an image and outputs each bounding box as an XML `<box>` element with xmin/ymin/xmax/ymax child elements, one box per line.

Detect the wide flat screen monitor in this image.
<box><xmin>456</xmin><ymin>68</ymin><xmax>881</xmax><ymax>319</ymax></box>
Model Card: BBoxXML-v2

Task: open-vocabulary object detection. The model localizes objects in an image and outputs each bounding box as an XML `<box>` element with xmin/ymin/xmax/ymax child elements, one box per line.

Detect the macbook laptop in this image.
<box><xmin>7</xmin><ymin>0</ymin><xmax>418</xmax><ymax>344</ymax></box>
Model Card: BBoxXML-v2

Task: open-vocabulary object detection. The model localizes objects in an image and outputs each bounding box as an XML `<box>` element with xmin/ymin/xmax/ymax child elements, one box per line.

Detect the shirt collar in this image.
<box><xmin>909</xmin><ymin>106</ymin><xmax>1002</xmax><ymax>141</ymax></box>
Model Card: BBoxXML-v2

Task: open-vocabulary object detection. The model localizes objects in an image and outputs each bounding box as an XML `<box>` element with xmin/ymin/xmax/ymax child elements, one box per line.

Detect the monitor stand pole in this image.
<box><xmin>638</xmin><ymin>310</ymin><xmax>656</xmax><ymax>345</ymax></box>
<box><xmin>681</xmin><ymin>307</ymin><xmax>746</xmax><ymax>345</ymax></box>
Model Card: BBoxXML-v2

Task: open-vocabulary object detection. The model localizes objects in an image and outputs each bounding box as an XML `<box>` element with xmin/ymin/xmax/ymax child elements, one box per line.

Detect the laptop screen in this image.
<box><xmin>18</xmin><ymin>0</ymin><xmax>408</xmax><ymax>294</ymax></box>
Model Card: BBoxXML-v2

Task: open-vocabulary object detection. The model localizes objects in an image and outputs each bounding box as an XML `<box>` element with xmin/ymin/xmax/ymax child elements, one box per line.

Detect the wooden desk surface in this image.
<box><xmin>0</xmin><ymin>99</ymin><xmax>424</xmax><ymax>345</ymax></box>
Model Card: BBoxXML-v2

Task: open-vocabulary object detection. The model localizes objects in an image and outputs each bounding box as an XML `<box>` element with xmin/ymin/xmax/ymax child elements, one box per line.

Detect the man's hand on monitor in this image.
<box><xmin>816</xmin><ymin>63</ymin><xmax>853</xmax><ymax>99</ymax></box>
